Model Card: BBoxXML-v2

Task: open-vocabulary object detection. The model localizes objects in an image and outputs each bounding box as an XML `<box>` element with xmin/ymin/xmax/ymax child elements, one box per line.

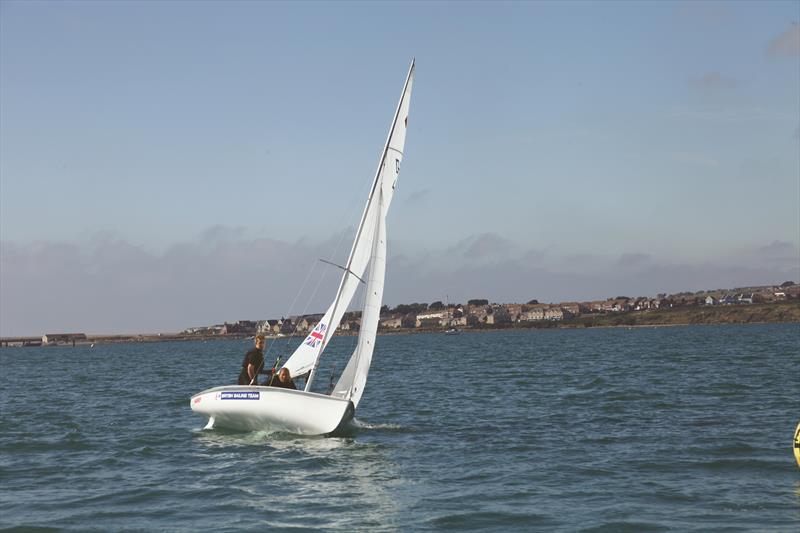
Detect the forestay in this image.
<box><xmin>282</xmin><ymin>60</ymin><xmax>414</xmax><ymax>401</ymax></box>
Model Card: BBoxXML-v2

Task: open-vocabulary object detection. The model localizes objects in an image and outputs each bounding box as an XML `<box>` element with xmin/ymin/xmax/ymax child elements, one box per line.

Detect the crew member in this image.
<box><xmin>270</xmin><ymin>367</ymin><xmax>297</xmax><ymax>390</ymax></box>
<box><xmin>238</xmin><ymin>335</ymin><xmax>266</xmax><ymax>385</ymax></box>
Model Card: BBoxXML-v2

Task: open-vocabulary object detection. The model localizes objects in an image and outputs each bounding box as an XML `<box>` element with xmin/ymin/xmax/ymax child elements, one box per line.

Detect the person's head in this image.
<box><xmin>278</xmin><ymin>368</ymin><xmax>291</xmax><ymax>382</ymax></box>
<box><xmin>254</xmin><ymin>335</ymin><xmax>266</xmax><ymax>350</ymax></box>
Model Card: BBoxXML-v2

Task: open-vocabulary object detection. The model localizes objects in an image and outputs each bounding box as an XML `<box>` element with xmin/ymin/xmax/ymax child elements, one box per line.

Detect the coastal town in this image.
<box><xmin>6</xmin><ymin>282</ymin><xmax>795</xmax><ymax>348</ymax></box>
<box><xmin>182</xmin><ymin>281</ymin><xmax>800</xmax><ymax>337</ymax></box>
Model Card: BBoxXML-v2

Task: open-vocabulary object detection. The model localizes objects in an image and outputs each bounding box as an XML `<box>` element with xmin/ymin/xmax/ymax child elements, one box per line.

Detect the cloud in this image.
<box><xmin>0</xmin><ymin>231</ymin><xmax>342</xmax><ymax>336</ymax></box>
<box><xmin>451</xmin><ymin>233</ymin><xmax>514</xmax><ymax>260</ymax></box>
<box><xmin>2</xmin><ymin>232</ymin><xmax>797</xmax><ymax>336</ymax></box>
<box><xmin>384</xmin><ymin>252</ymin><xmax>799</xmax><ymax>309</ymax></box>
<box><xmin>754</xmin><ymin>241</ymin><xmax>799</xmax><ymax>269</ymax></box>
<box><xmin>767</xmin><ymin>25</ymin><xmax>800</xmax><ymax>57</ymax></box>
<box><xmin>618</xmin><ymin>253</ymin><xmax>651</xmax><ymax>267</ymax></box>
<box><xmin>758</xmin><ymin>240</ymin><xmax>796</xmax><ymax>255</ymax></box>
<box><xmin>383</xmin><ymin>238</ymin><xmax>799</xmax><ymax>306</ymax></box>
<box><xmin>406</xmin><ymin>189</ymin><xmax>430</xmax><ymax>205</ymax></box>
<box><xmin>199</xmin><ymin>225</ymin><xmax>247</xmax><ymax>243</ymax></box>
<box><xmin>520</xmin><ymin>247</ymin><xmax>546</xmax><ymax>263</ymax></box>
<box><xmin>689</xmin><ymin>72</ymin><xmax>738</xmax><ymax>90</ymax></box>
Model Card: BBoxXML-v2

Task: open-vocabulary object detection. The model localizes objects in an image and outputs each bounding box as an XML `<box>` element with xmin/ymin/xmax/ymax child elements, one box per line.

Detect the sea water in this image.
<box><xmin>1</xmin><ymin>323</ymin><xmax>798</xmax><ymax>531</ymax></box>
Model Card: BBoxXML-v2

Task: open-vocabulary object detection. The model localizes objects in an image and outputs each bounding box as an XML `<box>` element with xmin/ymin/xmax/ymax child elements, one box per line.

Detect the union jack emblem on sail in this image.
<box><xmin>304</xmin><ymin>322</ymin><xmax>327</xmax><ymax>349</ymax></box>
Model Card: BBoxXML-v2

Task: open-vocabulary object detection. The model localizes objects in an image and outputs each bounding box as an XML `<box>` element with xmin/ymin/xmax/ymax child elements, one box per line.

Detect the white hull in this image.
<box><xmin>190</xmin><ymin>385</ymin><xmax>354</xmax><ymax>435</ymax></box>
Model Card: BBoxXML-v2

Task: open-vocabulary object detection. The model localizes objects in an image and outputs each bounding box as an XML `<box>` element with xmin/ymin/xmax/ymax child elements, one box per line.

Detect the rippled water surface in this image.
<box><xmin>1</xmin><ymin>324</ymin><xmax>799</xmax><ymax>531</ymax></box>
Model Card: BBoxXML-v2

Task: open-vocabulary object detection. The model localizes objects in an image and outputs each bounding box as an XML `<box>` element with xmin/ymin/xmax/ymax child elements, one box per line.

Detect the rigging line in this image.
<box><xmin>266</xmin><ymin>177</ymin><xmax>370</xmax><ymax>363</ymax></box>
<box><xmin>282</xmin><ymin>226</ymin><xmax>351</xmax><ymax>344</ymax></box>
<box><xmin>295</xmin><ymin>157</ymin><xmax>376</xmax><ymax>311</ymax></box>
<box><xmin>267</xmin><ymin>150</ymin><xmax>369</xmax><ymax>355</ymax></box>
<box><xmin>316</xmin><ymin>61</ymin><xmax>413</xmax><ymax>366</ymax></box>
<box><xmin>318</xmin><ymin>259</ymin><xmax>367</xmax><ymax>284</ymax></box>
<box><xmin>287</xmin><ymin>60</ymin><xmax>414</xmax><ymax>390</ymax></box>
<box><xmin>287</xmin><ymin>185</ymin><xmax>374</xmax><ymax>387</ymax></box>
<box><xmin>275</xmin><ymin>130</ymin><xmax>385</xmax><ymax>373</ymax></box>
<box><xmin>262</xmin><ymin>229</ymin><xmax>354</xmax><ymax>363</ymax></box>
<box><xmin>261</xmin><ymin>259</ymin><xmax>319</xmax><ymax>363</ymax></box>
<box><xmin>279</xmin><ymin>263</ymin><xmax>329</xmax><ymax>354</ymax></box>
<box><xmin>264</xmin><ymin>107</ymin><xmax>378</xmax><ymax>362</ymax></box>
<box><xmin>270</xmin><ymin>205</ymin><xmax>366</xmax><ymax>378</ymax></box>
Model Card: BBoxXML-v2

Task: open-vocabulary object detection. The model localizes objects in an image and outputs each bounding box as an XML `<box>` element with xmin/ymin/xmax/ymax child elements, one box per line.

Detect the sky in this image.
<box><xmin>1</xmin><ymin>0</ymin><xmax>798</xmax><ymax>336</ymax></box>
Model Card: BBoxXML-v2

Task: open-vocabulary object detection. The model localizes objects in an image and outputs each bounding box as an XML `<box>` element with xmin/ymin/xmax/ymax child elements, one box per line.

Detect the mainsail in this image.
<box><xmin>282</xmin><ymin>59</ymin><xmax>415</xmax><ymax>399</ymax></box>
<box><xmin>331</xmin><ymin>210</ymin><xmax>386</xmax><ymax>406</ymax></box>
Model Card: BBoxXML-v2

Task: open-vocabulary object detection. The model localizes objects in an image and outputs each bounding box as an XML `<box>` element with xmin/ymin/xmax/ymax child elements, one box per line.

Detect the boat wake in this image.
<box><xmin>349</xmin><ymin>419</ymin><xmax>405</xmax><ymax>431</ymax></box>
<box><xmin>326</xmin><ymin>416</ymin><xmax>405</xmax><ymax>437</ymax></box>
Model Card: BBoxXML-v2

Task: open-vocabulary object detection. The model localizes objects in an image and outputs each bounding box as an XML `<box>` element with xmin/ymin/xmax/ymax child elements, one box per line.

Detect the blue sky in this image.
<box><xmin>1</xmin><ymin>1</ymin><xmax>798</xmax><ymax>335</ymax></box>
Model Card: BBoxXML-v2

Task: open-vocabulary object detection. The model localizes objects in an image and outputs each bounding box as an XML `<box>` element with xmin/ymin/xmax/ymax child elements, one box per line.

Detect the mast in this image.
<box><xmin>304</xmin><ymin>59</ymin><xmax>415</xmax><ymax>392</ymax></box>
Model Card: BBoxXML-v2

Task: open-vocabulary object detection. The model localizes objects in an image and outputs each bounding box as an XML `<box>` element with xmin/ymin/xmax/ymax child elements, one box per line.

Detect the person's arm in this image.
<box><xmin>247</xmin><ymin>363</ymin><xmax>256</xmax><ymax>384</ymax></box>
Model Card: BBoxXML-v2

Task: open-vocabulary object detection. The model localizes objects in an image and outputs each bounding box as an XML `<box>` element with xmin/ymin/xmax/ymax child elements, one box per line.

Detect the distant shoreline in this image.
<box><xmin>2</xmin><ymin>301</ymin><xmax>798</xmax><ymax>347</ymax></box>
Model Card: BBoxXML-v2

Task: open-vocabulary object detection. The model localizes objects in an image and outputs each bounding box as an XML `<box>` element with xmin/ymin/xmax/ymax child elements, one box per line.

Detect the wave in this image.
<box><xmin>349</xmin><ymin>418</ymin><xmax>404</xmax><ymax>431</ymax></box>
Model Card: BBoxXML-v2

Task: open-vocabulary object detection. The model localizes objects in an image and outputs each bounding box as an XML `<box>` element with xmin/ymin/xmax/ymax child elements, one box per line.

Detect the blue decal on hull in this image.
<box><xmin>221</xmin><ymin>391</ymin><xmax>260</xmax><ymax>400</ymax></box>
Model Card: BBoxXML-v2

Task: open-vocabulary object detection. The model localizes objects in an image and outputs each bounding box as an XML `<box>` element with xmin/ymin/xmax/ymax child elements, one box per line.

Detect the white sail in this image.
<box><xmin>331</xmin><ymin>204</ymin><xmax>386</xmax><ymax>406</ymax></box>
<box><xmin>283</xmin><ymin>60</ymin><xmax>414</xmax><ymax>387</ymax></box>
<box><xmin>331</xmin><ymin>64</ymin><xmax>414</xmax><ymax>405</ymax></box>
<box><xmin>281</xmin><ymin>210</ymin><xmax>378</xmax><ymax>379</ymax></box>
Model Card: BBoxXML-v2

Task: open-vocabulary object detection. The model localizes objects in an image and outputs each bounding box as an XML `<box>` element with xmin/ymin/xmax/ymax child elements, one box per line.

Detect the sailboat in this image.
<box><xmin>190</xmin><ymin>60</ymin><xmax>415</xmax><ymax>436</ymax></box>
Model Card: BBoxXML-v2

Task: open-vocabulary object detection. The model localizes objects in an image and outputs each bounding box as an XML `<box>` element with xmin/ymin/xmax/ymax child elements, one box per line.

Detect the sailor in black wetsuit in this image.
<box><xmin>238</xmin><ymin>335</ymin><xmax>266</xmax><ymax>385</ymax></box>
